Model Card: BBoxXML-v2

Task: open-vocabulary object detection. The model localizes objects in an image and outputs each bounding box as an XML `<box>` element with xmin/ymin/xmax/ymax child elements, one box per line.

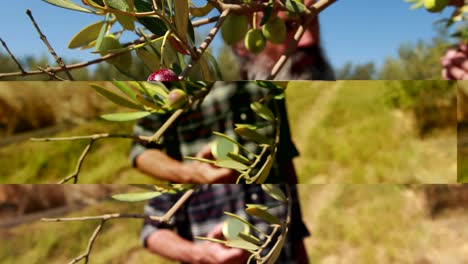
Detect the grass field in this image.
<box><xmin>0</xmin><ymin>80</ymin><xmax>462</xmax><ymax>263</ymax></box>
<box><xmin>0</xmin><ymin>81</ymin><xmax>456</xmax><ymax>184</ymax></box>
<box><xmin>1</xmin><ymin>184</ymin><xmax>467</xmax><ymax>264</ymax></box>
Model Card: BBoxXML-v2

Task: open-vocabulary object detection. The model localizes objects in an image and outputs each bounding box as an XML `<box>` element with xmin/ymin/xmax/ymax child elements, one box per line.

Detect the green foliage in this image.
<box><xmin>378</xmin><ymin>33</ymin><xmax>451</xmax><ymax>80</ymax></box>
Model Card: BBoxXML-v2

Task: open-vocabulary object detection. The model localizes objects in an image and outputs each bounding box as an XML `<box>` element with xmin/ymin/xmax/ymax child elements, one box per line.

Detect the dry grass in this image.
<box><xmin>0</xmin><ymin>82</ymin><xmax>112</xmax><ymax>136</ymax></box>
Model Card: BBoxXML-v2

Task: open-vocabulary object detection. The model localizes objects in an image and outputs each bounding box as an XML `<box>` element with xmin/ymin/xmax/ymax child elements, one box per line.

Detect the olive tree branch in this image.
<box><xmin>257</xmin><ymin>185</ymin><xmax>292</xmax><ymax>264</ymax></box>
<box><xmin>37</xmin><ymin>67</ymin><xmax>67</xmax><ymax>81</ymax></box>
<box><xmin>192</xmin><ymin>16</ymin><xmax>219</xmax><ymax>27</ymax></box>
<box><xmin>31</xmin><ymin>86</ymin><xmax>212</xmax><ymax>183</ymax></box>
<box><xmin>0</xmin><ymin>38</ymin><xmax>26</xmax><ymax>75</ymax></box>
<box><xmin>42</xmin><ymin>188</ymin><xmax>196</xmax><ymax>264</ymax></box>
<box><xmin>179</xmin><ymin>8</ymin><xmax>230</xmax><ymax>79</ymax></box>
<box><xmin>25</xmin><ymin>9</ymin><xmax>74</xmax><ymax>81</ymax></box>
<box><xmin>31</xmin><ymin>133</ymin><xmax>153</xmax><ymax>184</ymax></box>
<box><xmin>69</xmin><ymin>220</ymin><xmax>104</xmax><ymax>264</ymax></box>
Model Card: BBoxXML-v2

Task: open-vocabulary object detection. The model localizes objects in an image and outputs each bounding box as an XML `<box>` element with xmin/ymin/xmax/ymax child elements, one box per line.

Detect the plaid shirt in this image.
<box><xmin>129</xmin><ymin>82</ymin><xmax>299</xmax><ymax>183</ymax></box>
<box><xmin>141</xmin><ymin>184</ymin><xmax>310</xmax><ymax>264</ymax></box>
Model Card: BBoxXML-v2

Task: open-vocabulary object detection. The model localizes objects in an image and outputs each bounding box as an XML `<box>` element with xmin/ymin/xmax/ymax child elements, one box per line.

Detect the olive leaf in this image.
<box><xmin>251</xmin><ymin>102</ymin><xmax>275</xmax><ymax>122</ymax></box>
<box><xmin>174</xmin><ymin>0</ymin><xmax>189</xmax><ymax>41</ymax></box>
<box><xmin>234</xmin><ymin>126</ymin><xmax>271</xmax><ymax>145</ymax></box>
<box><xmin>134</xmin><ymin>0</ymin><xmax>168</xmax><ymax>36</ymax></box>
<box><xmin>68</xmin><ymin>21</ymin><xmax>104</xmax><ymax>48</ymax></box>
<box><xmin>238</xmin><ymin>232</ymin><xmax>263</xmax><ymax>246</ymax></box>
<box><xmin>227</xmin><ymin>152</ymin><xmax>252</xmax><ymax>166</ymax></box>
<box><xmin>112</xmin><ymin>191</ymin><xmax>162</xmax><ymax>202</ymax></box>
<box><xmin>260</xmin><ymin>2</ymin><xmax>274</xmax><ymax>26</ymax></box>
<box><xmin>225</xmin><ymin>239</ymin><xmax>260</xmax><ymax>251</ymax></box>
<box><xmin>112</xmin><ymin>81</ymin><xmax>137</xmax><ymax>101</ymax></box>
<box><xmin>261</xmin><ymin>184</ymin><xmax>286</xmax><ymax>203</ymax></box>
<box><xmin>101</xmin><ymin>111</ymin><xmax>151</xmax><ymax>121</ymax></box>
<box><xmin>245</xmin><ymin>204</ymin><xmax>281</xmax><ymax>225</ymax></box>
<box><xmin>215</xmin><ymin>159</ymin><xmax>249</xmax><ymax>171</ymax></box>
<box><xmin>281</xmin><ymin>0</ymin><xmax>306</xmax><ymax>13</ymax></box>
<box><xmin>91</xmin><ymin>83</ymin><xmax>142</xmax><ymax>110</ymax></box>
<box><xmin>251</xmin><ymin>153</ymin><xmax>275</xmax><ymax>184</ymax></box>
<box><xmin>266</xmin><ymin>234</ymin><xmax>286</xmax><ymax>264</ymax></box>
<box><xmin>211</xmin><ymin>137</ymin><xmax>239</xmax><ymax>160</ymax></box>
<box><xmin>136</xmin><ymin>47</ymin><xmax>161</xmax><ymax>71</ymax></box>
<box><xmin>42</xmin><ymin>0</ymin><xmax>94</xmax><ymax>13</ymax></box>
<box><xmin>116</xmin><ymin>13</ymin><xmax>135</xmax><ymax>30</ymax></box>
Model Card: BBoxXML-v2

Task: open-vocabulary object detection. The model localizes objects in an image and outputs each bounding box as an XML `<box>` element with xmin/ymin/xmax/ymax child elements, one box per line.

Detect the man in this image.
<box><xmin>132</xmin><ymin>1</ymin><xmax>335</xmax><ymax>262</ymax></box>
<box><xmin>131</xmin><ymin>82</ymin><xmax>309</xmax><ymax>263</ymax></box>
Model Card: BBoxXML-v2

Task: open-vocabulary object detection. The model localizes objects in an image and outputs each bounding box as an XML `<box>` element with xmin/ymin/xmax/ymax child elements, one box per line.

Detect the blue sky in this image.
<box><xmin>0</xmin><ymin>1</ymin><xmax>456</xmax><ymax>70</ymax></box>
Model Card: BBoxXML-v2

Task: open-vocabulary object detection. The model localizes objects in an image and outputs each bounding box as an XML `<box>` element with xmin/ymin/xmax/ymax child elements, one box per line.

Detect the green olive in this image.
<box><xmin>221</xmin><ymin>15</ymin><xmax>249</xmax><ymax>45</ymax></box>
<box><xmin>98</xmin><ymin>34</ymin><xmax>132</xmax><ymax>68</ymax></box>
<box><xmin>262</xmin><ymin>17</ymin><xmax>287</xmax><ymax>44</ymax></box>
<box><xmin>244</xmin><ymin>29</ymin><xmax>266</xmax><ymax>54</ymax></box>
<box><xmin>167</xmin><ymin>89</ymin><xmax>188</xmax><ymax>109</ymax></box>
<box><xmin>424</xmin><ymin>0</ymin><xmax>448</xmax><ymax>13</ymax></box>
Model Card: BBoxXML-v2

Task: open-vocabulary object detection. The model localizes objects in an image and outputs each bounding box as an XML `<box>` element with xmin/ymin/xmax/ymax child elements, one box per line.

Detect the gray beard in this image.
<box><xmin>238</xmin><ymin>46</ymin><xmax>335</xmax><ymax>81</ymax></box>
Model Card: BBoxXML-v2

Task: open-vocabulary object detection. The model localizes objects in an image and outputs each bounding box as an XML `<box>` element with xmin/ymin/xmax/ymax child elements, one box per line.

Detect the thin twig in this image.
<box><xmin>179</xmin><ymin>9</ymin><xmax>230</xmax><ymax>79</ymax></box>
<box><xmin>25</xmin><ymin>9</ymin><xmax>74</xmax><ymax>81</ymax></box>
<box><xmin>0</xmin><ymin>38</ymin><xmax>26</xmax><ymax>74</ymax></box>
<box><xmin>37</xmin><ymin>67</ymin><xmax>66</xmax><ymax>81</ymax></box>
<box><xmin>31</xmin><ymin>133</ymin><xmax>152</xmax><ymax>184</ymax></box>
<box><xmin>43</xmin><ymin>188</ymin><xmax>196</xmax><ymax>264</ymax></box>
<box><xmin>69</xmin><ymin>220</ymin><xmax>104</xmax><ymax>264</ymax></box>
<box><xmin>192</xmin><ymin>16</ymin><xmax>219</xmax><ymax>27</ymax></box>
<box><xmin>60</xmin><ymin>140</ymin><xmax>94</xmax><ymax>184</ymax></box>
<box><xmin>0</xmin><ymin>51</ymin><xmax>125</xmax><ymax>79</ymax></box>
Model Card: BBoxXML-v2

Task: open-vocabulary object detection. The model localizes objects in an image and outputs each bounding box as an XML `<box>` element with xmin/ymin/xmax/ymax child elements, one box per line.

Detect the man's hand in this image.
<box><xmin>183</xmin><ymin>144</ymin><xmax>239</xmax><ymax>183</ymax></box>
<box><xmin>442</xmin><ymin>43</ymin><xmax>468</xmax><ymax>80</ymax></box>
<box><xmin>191</xmin><ymin>223</ymin><xmax>249</xmax><ymax>264</ymax></box>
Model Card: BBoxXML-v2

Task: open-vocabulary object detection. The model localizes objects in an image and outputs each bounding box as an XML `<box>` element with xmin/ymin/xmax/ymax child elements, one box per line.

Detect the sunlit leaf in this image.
<box><xmin>212</xmin><ymin>137</ymin><xmax>239</xmax><ymax>160</ymax></box>
<box><xmin>222</xmin><ymin>217</ymin><xmax>250</xmax><ymax>240</ymax></box>
<box><xmin>215</xmin><ymin>159</ymin><xmax>248</xmax><ymax>171</ymax></box>
<box><xmin>261</xmin><ymin>184</ymin><xmax>286</xmax><ymax>202</ymax></box>
<box><xmin>42</xmin><ymin>0</ymin><xmax>93</xmax><ymax>13</ymax></box>
<box><xmin>112</xmin><ymin>191</ymin><xmax>162</xmax><ymax>202</ymax></box>
<box><xmin>91</xmin><ymin>83</ymin><xmax>141</xmax><ymax>110</ymax></box>
<box><xmin>266</xmin><ymin>234</ymin><xmax>286</xmax><ymax>264</ymax></box>
<box><xmin>251</xmin><ymin>102</ymin><xmax>275</xmax><ymax>122</ymax></box>
<box><xmin>234</xmin><ymin>126</ymin><xmax>271</xmax><ymax>145</ymax></box>
<box><xmin>112</xmin><ymin>81</ymin><xmax>137</xmax><ymax>101</ymax></box>
<box><xmin>225</xmin><ymin>239</ymin><xmax>259</xmax><ymax>251</ymax></box>
<box><xmin>100</xmin><ymin>111</ymin><xmax>151</xmax><ymax>121</ymax></box>
<box><xmin>252</xmin><ymin>154</ymin><xmax>274</xmax><ymax>184</ymax></box>
<box><xmin>68</xmin><ymin>21</ymin><xmax>104</xmax><ymax>48</ymax></box>
<box><xmin>245</xmin><ymin>205</ymin><xmax>281</xmax><ymax>225</ymax></box>
<box><xmin>116</xmin><ymin>13</ymin><xmax>135</xmax><ymax>30</ymax></box>
<box><xmin>238</xmin><ymin>232</ymin><xmax>262</xmax><ymax>246</ymax></box>
<box><xmin>227</xmin><ymin>152</ymin><xmax>252</xmax><ymax>166</ymax></box>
